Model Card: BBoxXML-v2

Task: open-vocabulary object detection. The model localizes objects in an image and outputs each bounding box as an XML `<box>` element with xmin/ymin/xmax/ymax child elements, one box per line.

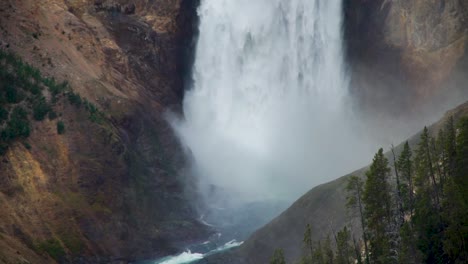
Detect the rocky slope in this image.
<box><xmin>0</xmin><ymin>0</ymin><xmax>206</xmax><ymax>263</ymax></box>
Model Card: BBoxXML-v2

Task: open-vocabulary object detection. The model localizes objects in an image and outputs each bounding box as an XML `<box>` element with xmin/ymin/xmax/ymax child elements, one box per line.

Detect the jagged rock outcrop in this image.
<box><xmin>0</xmin><ymin>0</ymin><xmax>205</xmax><ymax>263</ymax></box>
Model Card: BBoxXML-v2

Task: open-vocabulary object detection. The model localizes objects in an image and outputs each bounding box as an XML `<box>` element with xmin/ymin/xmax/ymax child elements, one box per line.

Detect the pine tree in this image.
<box><xmin>270</xmin><ymin>248</ymin><xmax>286</xmax><ymax>264</ymax></box>
<box><xmin>346</xmin><ymin>175</ymin><xmax>370</xmax><ymax>264</ymax></box>
<box><xmin>323</xmin><ymin>236</ymin><xmax>334</xmax><ymax>264</ymax></box>
<box><xmin>302</xmin><ymin>224</ymin><xmax>314</xmax><ymax>264</ymax></box>
<box><xmin>454</xmin><ymin>117</ymin><xmax>468</xmax><ymax>201</ymax></box>
<box><xmin>413</xmin><ymin>127</ymin><xmax>445</xmax><ymax>263</ymax></box>
<box><xmin>335</xmin><ymin>226</ymin><xmax>353</xmax><ymax>264</ymax></box>
<box><xmin>443</xmin><ymin>116</ymin><xmax>457</xmax><ymax>179</ymax></box>
<box><xmin>313</xmin><ymin>241</ymin><xmax>326</xmax><ymax>264</ymax></box>
<box><xmin>414</xmin><ymin>127</ymin><xmax>441</xmax><ymax>209</ymax></box>
<box><xmin>390</xmin><ymin>146</ymin><xmax>404</xmax><ymax>263</ymax></box>
<box><xmin>396</xmin><ymin>142</ymin><xmax>414</xmax><ymax>217</ymax></box>
<box><xmin>442</xmin><ymin>117</ymin><xmax>468</xmax><ymax>263</ymax></box>
<box><xmin>395</xmin><ymin>144</ymin><xmax>420</xmax><ymax>263</ymax></box>
<box><xmin>363</xmin><ymin>148</ymin><xmax>393</xmax><ymax>264</ymax></box>
<box><xmin>431</xmin><ymin>137</ymin><xmax>445</xmax><ymax>191</ymax></box>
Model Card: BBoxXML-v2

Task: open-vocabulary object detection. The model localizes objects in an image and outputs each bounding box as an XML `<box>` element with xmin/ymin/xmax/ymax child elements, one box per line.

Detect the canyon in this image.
<box><xmin>0</xmin><ymin>0</ymin><xmax>467</xmax><ymax>263</ymax></box>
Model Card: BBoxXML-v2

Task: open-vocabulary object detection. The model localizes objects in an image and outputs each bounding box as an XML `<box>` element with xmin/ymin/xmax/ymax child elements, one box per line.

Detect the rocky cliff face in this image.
<box><xmin>345</xmin><ymin>0</ymin><xmax>468</xmax><ymax>117</ymax></box>
<box><xmin>0</xmin><ymin>0</ymin><xmax>206</xmax><ymax>263</ymax></box>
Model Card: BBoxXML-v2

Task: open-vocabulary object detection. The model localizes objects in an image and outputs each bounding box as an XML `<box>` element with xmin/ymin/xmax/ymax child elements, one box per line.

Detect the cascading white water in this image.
<box><xmin>172</xmin><ymin>0</ymin><xmax>371</xmax><ymax>203</ymax></box>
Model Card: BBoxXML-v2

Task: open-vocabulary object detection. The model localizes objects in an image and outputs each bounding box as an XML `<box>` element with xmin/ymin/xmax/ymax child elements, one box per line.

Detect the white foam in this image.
<box><xmin>154</xmin><ymin>240</ymin><xmax>243</xmax><ymax>264</ymax></box>
<box><xmin>156</xmin><ymin>251</ymin><xmax>203</xmax><ymax>264</ymax></box>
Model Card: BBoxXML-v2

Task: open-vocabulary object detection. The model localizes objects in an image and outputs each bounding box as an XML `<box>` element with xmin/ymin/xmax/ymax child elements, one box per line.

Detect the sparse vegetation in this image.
<box><xmin>60</xmin><ymin>233</ymin><xmax>84</xmax><ymax>255</ymax></box>
<box><xmin>36</xmin><ymin>239</ymin><xmax>65</xmax><ymax>261</ymax></box>
<box><xmin>23</xmin><ymin>141</ymin><xmax>31</xmax><ymax>150</ymax></box>
<box><xmin>67</xmin><ymin>91</ymin><xmax>82</xmax><ymax>107</ymax></box>
<box><xmin>48</xmin><ymin>110</ymin><xmax>57</xmax><ymax>120</ymax></box>
<box><xmin>57</xmin><ymin>121</ymin><xmax>65</xmax><ymax>134</ymax></box>
<box><xmin>0</xmin><ymin>49</ymin><xmax>107</xmax><ymax>154</ymax></box>
<box><xmin>32</xmin><ymin>96</ymin><xmax>51</xmax><ymax>121</ymax></box>
<box><xmin>0</xmin><ymin>50</ymin><xmax>59</xmax><ymax>152</ymax></box>
<box><xmin>270</xmin><ymin>248</ymin><xmax>286</xmax><ymax>264</ymax></box>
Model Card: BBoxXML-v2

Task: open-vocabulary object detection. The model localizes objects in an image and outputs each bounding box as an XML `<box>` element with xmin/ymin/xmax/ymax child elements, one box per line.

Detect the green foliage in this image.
<box><xmin>0</xmin><ymin>143</ymin><xmax>8</xmax><ymax>155</ymax></box>
<box><xmin>322</xmin><ymin>236</ymin><xmax>334</xmax><ymax>264</ymax></box>
<box><xmin>84</xmin><ymin>99</ymin><xmax>105</xmax><ymax>123</ymax></box>
<box><xmin>47</xmin><ymin>79</ymin><xmax>69</xmax><ymax>96</ymax></box>
<box><xmin>346</xmin><ymin>175</ymin><xmax>370</xmax><ymax>264</ymax></box>
<box><xmin>2</xmin><ymin>107</ymin><xmax>30</xmax><ymax>140</ymax></box>
<box><xmin>312</xmin><ymin>241</ymin><xmax>326</xmax><ymax>264</ymax></box>
<box><xmin>440</xmin><ymin>117</ymin><xmax>468</xmax><ymax>263</ymax></box>
<box><xmin>412</xmin><ymin>127</ymin><xmax>446</xmax><ymax>263</ymax></box>
<box><xmin>336</xmin><ymin>226</ymin><xmax>354</xmax><ymax>264</ymax></box>
<box><xmin>0</xmin><ymin>107</ymin><xmax>8</xmax><ymax>123</ymax></box>
<box><xmin>442</xmin><ymin>116</ymin><xmax>457</xmax><ymax>178</ymax></box>
<box><xmin>67</xmin><ymin>92</ymin><xmax>82</xmax><ymax>107</ymax></box>
<box><xmin>396</xmin><ymin>142</ymin><xmax>414</xmax><ymax>215</ymax></box>
<box><xmin>399</xmin><ymin>221</ymin><xmax>421</xmax><ymax>264</ymax></box>
<box><xmin>57</xmin><ymin>121</ymin><xmax>65</xmax><ymax>135</ymax></box>
<box><xmin>32</xmin><ymin>96</ymin><xmax>51</xmax><ymax>121</ymax></box>
<box><xmin>270</xmin><ymin>248</ymin><xmax>286</xmax><ymax>264</ymax></box>
<box><xmin>0</xmin><ymin>49</ymin><xmax>102</xmax><ymax>156</ymax></box>
<box><xmin>454</xmin><ymin>117</ymin><xmax>468</xmax><ymax>197</ymax></box>
<box><xmin>340</xmin><ymin>117</ymin><xmax>468</xmax><ymax>264</ymax></box>
<box><xmin>60</xmin><ymin>234</ymin><xmax>83</xmax><ymax>254</ymax></box>
<box><xmin>414</xmin><ymin>127</ymin><xmax>441</xmax><ymax>209</ymax></box>
<box><xmin>23</xmin><ymin>142</ymin><xmax>31</xmax><ymax>150</ymax></box>
<box><xmin>5</xmin><ymin>84</ymin><xmax>25</xmax><ymax>103</ymax></box>
<box><xmin>303</xmin><ymin>224</ymin><xmax>313</xmax><ymax>261</ymax></box>
<box><xmin>362</xmin><ymin>148</ymin><xmax>393</xmax><ymax>264</ymax></box>
<box><xmin>37</xmin><ymin>239</ymin><xmax>65</xmax><ymax>261</ymax></box>
<box><xmin>48</xmin><ymin>110</ymin><xmax>57</xmax><ymax>120</ymax></box>
<box><xmin>346</xmin><ymin>175</ymin><xmax>364</xmax><ymax>210</ymax></box>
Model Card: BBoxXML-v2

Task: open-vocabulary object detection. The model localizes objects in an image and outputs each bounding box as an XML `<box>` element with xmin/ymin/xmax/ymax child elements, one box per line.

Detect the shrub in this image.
<box><xmin>32</xmin><ymin>97</ymin><xmax>51</xmax><ymax>121</ymax></box>
<box><xmin>67</xmin><ymin>92</ymin><xmax>82</xmax><ymax>107</ymax></box>
<box><xmin>48</xmin><ymin>110</ymin><xmax>57</xmax><ymax>120</ymax></box>
<box><xmin>0</xmin><ymin>107</ymin><xmax>8</xmax><ymax>123</ymax></box>
<box><xmin>57</xmin><ymin>121</ymin><xmax>65</xmax><ymax>135</ymax></box>
<box><xmin>61</xmin><ymin>234</ymin><xmax>83</xmax><ymax>254</ymax></box>
<box><xmin>3</xmin><ymin>107</ymin><xmax>30</xmax><ymax>140</ymax></box>
<box><xmin>49</xmin><ymin>80</ymin><xmax>69</xmax><ymax>95</ymax></box>
<box><xmin>5</xmin><ymin>85</ymin><xmax>24</xmax><ymax>103</ymax></box>
<box><xmin>23</xmin><ymin>142</ymin><xmax>31</xmax><ymax>150</ymax></box>
<box><xmin>37</xmin><ymin>239</ymin><xmax>65</xmax><ymax>261</ymax></box>
<box><xmin>0</xmin><ymin>142</ymin><xmax>8</xmax><ymax>155</ymax></box>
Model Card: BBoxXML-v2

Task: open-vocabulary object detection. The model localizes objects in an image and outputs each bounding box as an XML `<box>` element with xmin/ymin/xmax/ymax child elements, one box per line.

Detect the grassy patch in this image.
<box><xmin>60</xmin><ymin>233</ymin><xmax>84</xmax><ymax>255</ymax></box>
<box><xmin>36</xmin><ymin>239</ymin><xmax>65</xmax><ymax>261</ymax></box>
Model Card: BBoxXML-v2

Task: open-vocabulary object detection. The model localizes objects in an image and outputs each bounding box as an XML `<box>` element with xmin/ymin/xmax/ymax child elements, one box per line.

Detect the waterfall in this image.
<box><xmin>172</xmin><ymin>0</ymin><xmax>370</xmax><ymax>203</ymax></box>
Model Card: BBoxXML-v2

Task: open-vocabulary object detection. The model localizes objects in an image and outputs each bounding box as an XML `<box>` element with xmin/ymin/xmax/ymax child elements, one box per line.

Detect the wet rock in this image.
<box><xmin>123</xmin><ymin>3</ymin><xmax>135</xmax><ymax>15</ymax></box>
